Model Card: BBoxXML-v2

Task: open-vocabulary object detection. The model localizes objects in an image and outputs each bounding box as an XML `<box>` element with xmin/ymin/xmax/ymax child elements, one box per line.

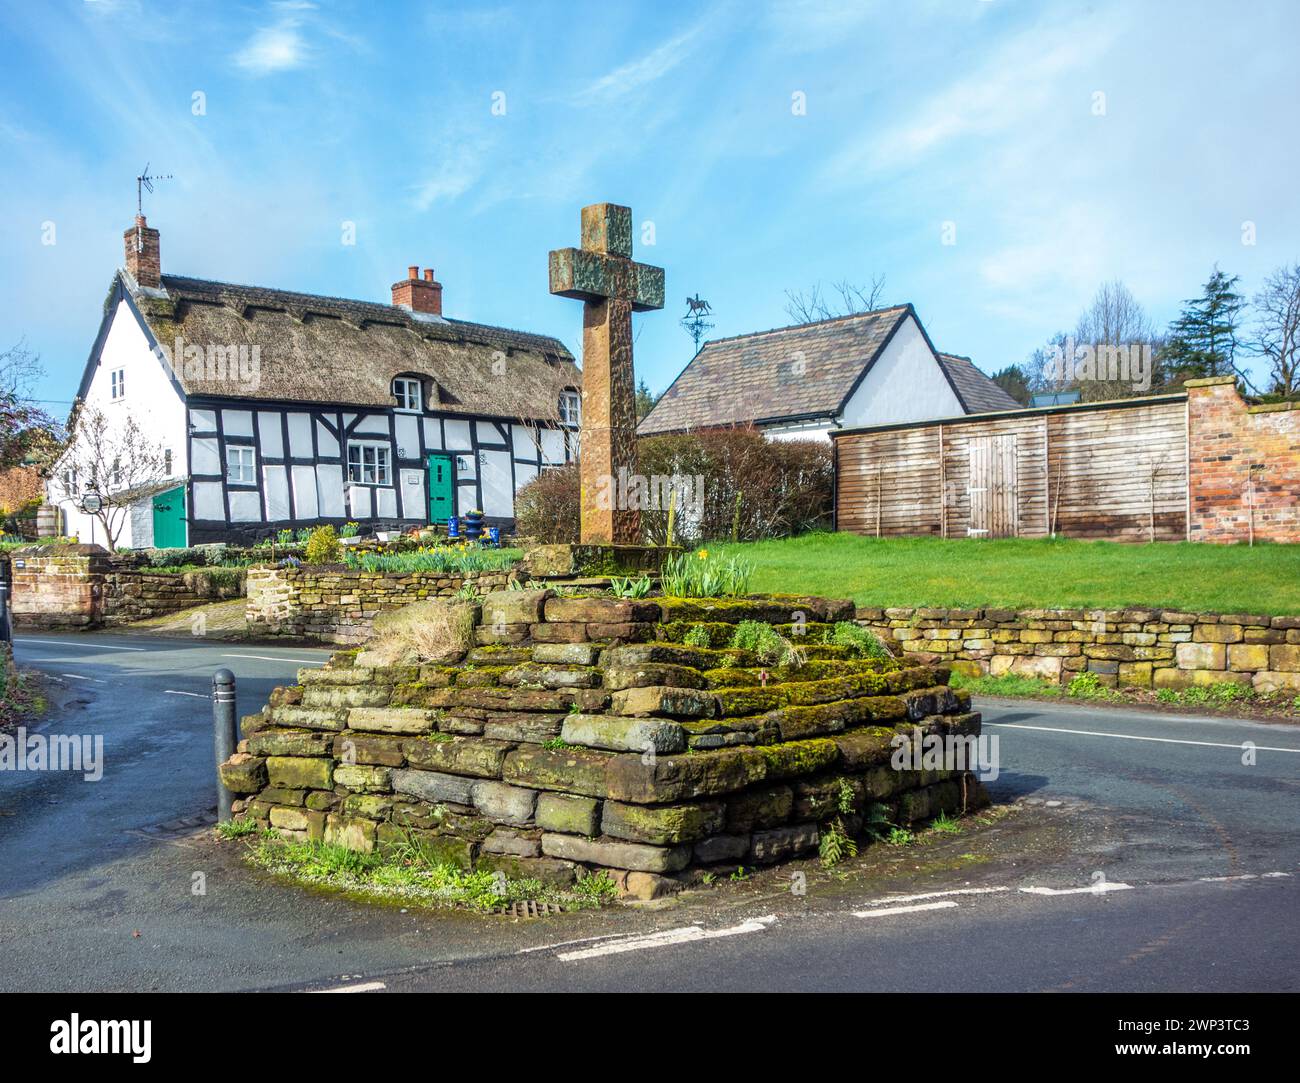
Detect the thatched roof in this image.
<box><xmin>125</xmin><ymin>272</ymin><xmax>578</xmax><ymax>420</ymax></box>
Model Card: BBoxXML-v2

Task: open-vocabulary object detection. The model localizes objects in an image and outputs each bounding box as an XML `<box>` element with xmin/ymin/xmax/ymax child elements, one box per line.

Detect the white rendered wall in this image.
<box><xmin>838</xmin><ymin>315</ymin><xmax>962</xmax><ymax>429</ymax></box>
<box><xmin>49</xmin><ymin>300</ymin><xmax>189</xmax><ymax>547</ymax></box>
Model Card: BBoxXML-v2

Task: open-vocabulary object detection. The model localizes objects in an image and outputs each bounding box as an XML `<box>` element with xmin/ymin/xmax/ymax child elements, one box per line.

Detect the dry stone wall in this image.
<box><xmin>856</xmin><ymin>605</ymin><xmax>1300</xmax><ymax>693</ymax></box>
<box><xmin>222</xmin><ymin>591</ymin><xmax>986</xmax><ymax>895</ymax></box>
<box><xmin>245</xmin><ymin>565</ymin><xmax>516</xmax><ymax>643</ymax></box>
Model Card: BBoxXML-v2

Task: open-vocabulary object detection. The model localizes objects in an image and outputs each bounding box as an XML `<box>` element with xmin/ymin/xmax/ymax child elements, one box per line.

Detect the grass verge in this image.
<box><xmin>236</xmin><ymin>829</ymin><xmax>614</xmax><ymax>913</ymax></box>
<box><xmin>711</xmin><ymin>533</ymin><xmax>1300</xmax><ymax>615</ymax></box>
<box><xmin>949</xmin><ymin>668</ymin><xmax>1300</xmax><ymax>719</ymax></box>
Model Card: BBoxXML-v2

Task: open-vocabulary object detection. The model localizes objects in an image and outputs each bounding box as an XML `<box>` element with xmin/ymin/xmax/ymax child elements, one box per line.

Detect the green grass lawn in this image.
<box><xmin>710</xmin><ymin>533</ymin><xmax>1300</xmax><ymax>615</ymax></box>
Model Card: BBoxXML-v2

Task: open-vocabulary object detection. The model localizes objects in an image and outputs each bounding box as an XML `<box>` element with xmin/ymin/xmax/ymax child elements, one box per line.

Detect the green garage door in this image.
<box><xmin>151</xmin><ymin>485</ymin><xmax>188</xmax><ymax>548</ymax></box>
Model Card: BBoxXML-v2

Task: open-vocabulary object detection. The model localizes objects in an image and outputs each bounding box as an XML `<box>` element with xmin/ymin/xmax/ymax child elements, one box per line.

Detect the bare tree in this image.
<box><xmin>53</xmin><ymin>405</ymin><xmax>168</xmax><ymax>549</ymax></box>
<box><xmin>1251</xmin><ymin>262</ymin><xmax>1300</xmax><ymax>397</ymax></box>
<box><xmin>784</xmin><ymin>275</ymin><xmax>887</xmax><ymax>324</ymax></box>
<box><xmin>0</xmin><ymin>340</ymin><xmax>57</xmax><ymax>471</ymax></box>
<box><xmin>1071</xmin><ymin>280</ymin><xmax>1161</xmax><ymax>401</ymax></box>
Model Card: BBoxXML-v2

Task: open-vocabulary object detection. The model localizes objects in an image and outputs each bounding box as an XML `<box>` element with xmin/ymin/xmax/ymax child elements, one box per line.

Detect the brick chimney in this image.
<box><xmin>124</xmin><ymin>215</ymin><xmax>161</xmax><ymax>289</ymax></box>
<box><xmin>391</xmin><ymin>265</ymin><xmax>443</xmax><ymax>315</ymax></box>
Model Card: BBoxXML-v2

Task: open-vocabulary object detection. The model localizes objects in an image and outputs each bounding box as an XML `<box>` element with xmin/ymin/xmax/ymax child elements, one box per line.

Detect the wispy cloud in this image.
<box><xmin>568</xmin><ymin>19</ymin><xmax>711</xmax><ymax>105</ymax></box>
<box><xmin>233</xmin><ymin>2</ymin><xmax>316</xmax><ymax>75</ymax></box>
<box><xmin>823</xmin><ymin>14</ymin><xmax>1119</xmax><ymax>181</ymax></box>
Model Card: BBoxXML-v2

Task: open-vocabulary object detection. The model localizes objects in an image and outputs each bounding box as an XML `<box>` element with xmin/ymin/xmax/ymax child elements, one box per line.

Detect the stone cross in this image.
<box><xmin>549</xmin><ymin>203</ymin><xmax>664</xmax><ymax>545</ymax></box>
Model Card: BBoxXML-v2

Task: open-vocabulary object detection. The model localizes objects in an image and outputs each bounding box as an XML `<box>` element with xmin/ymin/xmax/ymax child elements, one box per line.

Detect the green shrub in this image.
<box><xmin>827</xmin><ymin>621</ymin><xmax>892</xmax><ymax>663</ymax></box>
<box><xmin>729</xmin><ymin>620</ymin><xmax>804</xmax><ymax>667</ymax></box>
<box><xmin>511</xmin><ymin>430</ymin><xmax>833</xmax><ymax>546</ymax></box>
<box><xmin>683</xmin><ymin>624</ymin><xmax>712</xmax><ymax>648</ymax></box>
<box><xmin>513</xmin><ymin>462</ymin><xmax>580</xmax><ymax>543</ymax></box>
<box><xmin>1157</xmin><ymin>682</ymin><xmax>1256</xmax><ymax>708</ymax></box>
<box><xmin>304</xmin><ymin>525</ymin><xmax>341</xmax><ymax>564</ymax></box>
<box><xmin>572</xmin><ymin>871</ymin><xmax>619</xmax><ymax>906</ymax></box>
<box><xmin>1066</xmin><ymin>671</ymin><xmax>1117</xmax><ymax>700</ymax></box>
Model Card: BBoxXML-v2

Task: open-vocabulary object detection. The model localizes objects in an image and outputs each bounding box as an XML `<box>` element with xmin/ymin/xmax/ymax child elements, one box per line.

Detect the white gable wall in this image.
<box><xmin>50</xmin><ymin>299</ymin><xmax>189</xmax><ymax>548</ymax></box>
<box><xmin>837</xmin><ymin>314</ymin><xmax>962</xmax><ymax>429</ymax></box>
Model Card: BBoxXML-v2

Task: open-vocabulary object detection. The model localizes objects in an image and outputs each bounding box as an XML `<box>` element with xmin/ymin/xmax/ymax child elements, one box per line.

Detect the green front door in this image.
<box><xmin>151</xmin><ymin>484</ymin><xmax>188</xmax><ymax>548</ymax></box>
<box><xmin>427</xmin><ymin>454</ymin><xmax>454</xmax><ymax>524</ymax></box>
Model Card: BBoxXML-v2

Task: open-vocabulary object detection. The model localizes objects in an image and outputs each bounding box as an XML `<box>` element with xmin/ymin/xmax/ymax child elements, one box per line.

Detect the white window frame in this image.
<box><xmin>393</xmin><ymin>377</ymin><xmax>422</xmax><ymax>413</ymax></box>
<box><xmin>110</xmin><ymin>368</ymin><xmax>126</xmax><ymax>400</ymax></box>
<box><xmin>347</xmin><ymin>441</ymin><xmax>392</xmax><ymax>486</ymax></box>
<box><xmin>226</xmin><ymin>445</ymin><xmax>256</xmax><ymax>485</ymax></box>
<box><xmin>559</xmin><ymin>390</ymin><xmax>580</xmax><ymax>426</ymax></box>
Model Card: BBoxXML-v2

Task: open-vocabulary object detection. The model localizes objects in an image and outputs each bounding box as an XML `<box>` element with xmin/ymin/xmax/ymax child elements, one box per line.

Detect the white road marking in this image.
<box><xmin>987</xmin><ymin>721</ymin><xmax>1300</xmax><ymax>754</ymax></box>
<box><xmin>856</xmin><ymin>887</ymin><xmax>1008</xmax><ymax>908</ymax></box>
<box><xmin>852</xmin><ymin>900</ymin><xmax>959</xmax><ymax>918</ymax></box>
<box><xmin>517</xmin><ymin>932</ymin><xmax>629</xmax><ymax>955</ymax></box>
<box><xmin>60</xmin><ymin>673</ymin><xmax>103</xmax><ymax>683</ymax></box>
<box><xmin>17</xmin><ymin>639</ymin><xmax>146</xmax><ymax>651</ymax></box>
<box><xmin>308</xmin><ymin>980</ymin><xmax>386</xmax><ymax>993</ymax></box>
<box><xmin>1020</xmin><ymin>882</ymin><xmax>1133</xmax><ymax>896</ymax></box>
<box><xmin>1262</xmin><ymin>871</ymin><xmax>1292</xmax><ymax>878</ymax></box>
<box><xmin>557</xmin><ymin>915</ymin><xmax>776</xmax><ymax>961</ymax></box>
<box><xmin>164</xmin><ymin>690</ymin><xmax>208</xmax><ymax>698</ymax></box>
<box><xmin>222</xmin><ymin>653</ymin><xmax>325</xmax><ymax>665</ymax></box>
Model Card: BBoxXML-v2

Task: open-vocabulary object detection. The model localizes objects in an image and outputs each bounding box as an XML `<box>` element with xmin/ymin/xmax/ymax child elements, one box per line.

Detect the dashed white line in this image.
<box><xmin>986</xmin><ymin>721</ymin><xmax>1300</xmax><ymax>754</ymax></box>
<box><xmin>164</xmin><ymin>690</ymin><xmax>208</xmax><ymax>698</ymax></box>
<box><xmin>222</xmin><ymin>653</ymin><xmax>325</xmax><ymax>665</ymax></box>
<box><xmin>60</xmin><ymin>673</ymin><xmax>104</xmax><ymax>683</ymax></box>
<box><xmin>1020</xmin><ymin>882</ymin><xmax>1133</xmax><ymax>896</ymax></box>
<box><xmin>308</xmin><ymin>980</ymin><xmax>386</xmax><ymax>993</ymax></box>
<box><xmin>853</xmin><ymin>900</ymin><xmax>959</xmax><ymax>918</ymax></box>
<box><xmin>857</xmin><ymin>887</ymin><xmax>1008</xmax><ymax>908</ymax></box>
<box><xmin>557</xmin><ymin>915</ymin><xmax>776</xmax><ymax>961</ymax></box>
<box><xmin>517</xmin><ymin>932</ymin><xmax>629</xmax><ymax>955</ymax></box>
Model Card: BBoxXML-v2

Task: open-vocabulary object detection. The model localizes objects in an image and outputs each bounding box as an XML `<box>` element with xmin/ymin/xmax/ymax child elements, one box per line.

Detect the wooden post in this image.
<box><xmin>938</xmin><ymin>425</ymin><xmax>947</xmax><ymax>539</ymax></box>
<box><xmin>1148</xmin><ymin>460</ymin><xmax>1156</xmax><ymax>544</ymax></box>
<box><xmin>875</xmin><ymin>465</ymin><xmax>882</xmax><ymax>538</ymax></box>
<box><xmin>731</xmin><ymin>490</ymin><xmax>743</xmax><ymax>542</ymax></box>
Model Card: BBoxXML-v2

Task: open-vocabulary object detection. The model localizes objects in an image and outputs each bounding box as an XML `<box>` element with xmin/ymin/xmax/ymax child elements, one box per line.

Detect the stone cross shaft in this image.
<box><xmin>549</xmin><ymin>203</ymin><xmax>664</xmax><ymax>545</ymax></box>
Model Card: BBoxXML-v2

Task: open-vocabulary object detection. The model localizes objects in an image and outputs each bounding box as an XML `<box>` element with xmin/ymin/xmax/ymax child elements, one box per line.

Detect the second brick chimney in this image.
<box><xmin>124</xmin><ymin>214</ymin><xmax>161</xmax><ymax>289</ymax></box>
<box><xmin>391</xmin><ymin>265</ymin><xmax>443</xmax><ymax>316</ymax></box>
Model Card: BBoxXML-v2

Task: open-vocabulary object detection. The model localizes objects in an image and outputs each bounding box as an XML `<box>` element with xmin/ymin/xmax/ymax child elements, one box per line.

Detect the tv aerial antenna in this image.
<box><xmin>681</xmin><ymin>294</ymin><xmax>714</xmax><ymax>353</ymax></box>
<box><xmin>133</xmin><ymin>163</ymin><xmax>172</xmax><ymax>250</ymax></box>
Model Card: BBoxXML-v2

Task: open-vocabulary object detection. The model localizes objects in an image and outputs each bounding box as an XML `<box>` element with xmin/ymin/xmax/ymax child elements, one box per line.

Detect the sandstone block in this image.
<box><xmin>541</xmin><ymin>833</ymin><xmax>691</xmax><ymax>873</ymax></box>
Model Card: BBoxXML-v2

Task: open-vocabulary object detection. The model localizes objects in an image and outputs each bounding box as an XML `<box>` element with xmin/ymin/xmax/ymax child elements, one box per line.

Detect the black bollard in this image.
<box><xmin>212</xmin><ymin>668</ymin><xmax>238</xmax><ymax>823</ymax></box>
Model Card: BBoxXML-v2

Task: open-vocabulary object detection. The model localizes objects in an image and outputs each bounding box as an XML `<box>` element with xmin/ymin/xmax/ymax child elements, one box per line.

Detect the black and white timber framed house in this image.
<box><xmin>49</xmin><ymin>215</ymin><xmax>580</xmax><ymax>547</ymax></box>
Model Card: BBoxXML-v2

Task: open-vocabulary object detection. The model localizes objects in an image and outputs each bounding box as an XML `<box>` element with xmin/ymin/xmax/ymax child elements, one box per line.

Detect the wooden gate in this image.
<box><xmin>968</xmin><ymin>434</ymin><xmax>1018</xmax><ymax>537</ymax></box>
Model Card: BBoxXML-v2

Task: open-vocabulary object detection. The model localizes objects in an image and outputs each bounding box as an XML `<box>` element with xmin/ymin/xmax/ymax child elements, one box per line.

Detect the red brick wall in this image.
<box><xmin>1188</xmin><ymin>377</ymin><xmax>1300</xmax><ymax>543</ymax></box>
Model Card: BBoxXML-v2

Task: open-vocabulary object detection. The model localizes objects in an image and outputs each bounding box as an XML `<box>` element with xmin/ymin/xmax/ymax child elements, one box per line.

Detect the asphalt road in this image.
<box><xmin>1</xmin><ymin>632</ymin><xmax>1297</xmax><ymax>993</ymax></box>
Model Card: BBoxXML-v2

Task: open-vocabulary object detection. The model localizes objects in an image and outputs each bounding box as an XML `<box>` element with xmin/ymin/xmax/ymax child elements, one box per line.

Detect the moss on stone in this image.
<box><xmin>758</xmin><ymin>738</ymin><xmax>840</xmax><ymax>780</ymax></box>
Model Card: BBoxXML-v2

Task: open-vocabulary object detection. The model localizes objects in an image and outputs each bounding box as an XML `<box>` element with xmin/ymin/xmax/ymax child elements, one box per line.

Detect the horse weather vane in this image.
<box><xmin>681</xmin><ymin>294</ymin><xmax>714</xmax><ymax>354</ymax></box>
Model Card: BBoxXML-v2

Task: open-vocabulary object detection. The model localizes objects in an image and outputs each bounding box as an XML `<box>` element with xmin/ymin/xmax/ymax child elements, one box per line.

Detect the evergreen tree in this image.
<box><xmin>1161</xmin><ymin>267</ymin><xmax>1245</xmax><ymax>381</ymax></box>
<box><xmin>634</xmin><ymin>378</ymin><xmax>660</xmax><ymax>420</ymax></box>
<box><xmin>990</xmin><ymin>364</ymin><xmax>1032</xmax><ymax>405</ymax></box>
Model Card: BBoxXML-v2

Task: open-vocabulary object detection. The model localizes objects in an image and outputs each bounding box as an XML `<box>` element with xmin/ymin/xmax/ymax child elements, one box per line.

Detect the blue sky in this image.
<box><xmin>2</xmin><ymin>0</ymin><xmax>1298</xmax><ymax>410</ymax></box>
